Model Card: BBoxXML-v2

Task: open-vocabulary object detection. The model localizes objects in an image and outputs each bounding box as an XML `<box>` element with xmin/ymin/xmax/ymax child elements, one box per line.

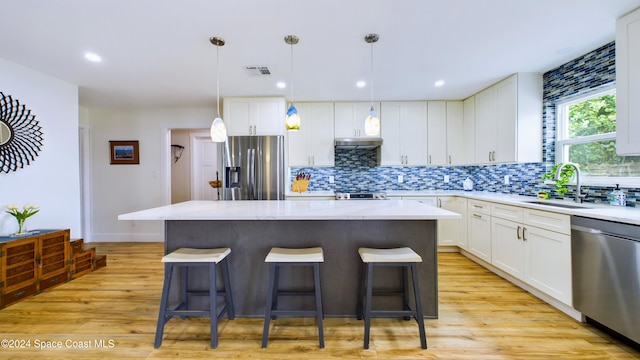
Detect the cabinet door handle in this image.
<box><xmin>473</xmin><ymin>213</ymin><xmax>482</xmax><ymax>218</ymax></box>
<box><xmin>312</xmin><ymin>156</ymin><xmax>315</xmax><ymax>166</ymax></box>
<box><xmin>491</xmin><ymin>151</ymin><xmax>496</xmax><ymax>162</ymax></box>
<box><xmin>405</xmin><ymin>155</ymin><xmax>408</xmax><ymax>164</ymax></box>
<box><xmin>448</xmin><ymin>155</ymin><xmax>452</xmax><ymax>164</ymax></box>
<box><xmin>473</xmin><ymin>204</ymin><xmax>483</xmax><ymax>209</ymax></box>
<box><xmin>523</xmin><ymin>227</ymin><xmax>528</xmax><ymax>241</ymax></box>
<box><xmin>429</xmin><ymin>155</ymin><xmax>432</xmax><ymax>164</ymax></box>
<box><xmin>517</xmin><ymin>226</ymin><xmax>522</xmax><ymax>240</ymax></box>
<box><xmin>438</xmin><ymin>198</ymin><xmax>442</xmax><ymax>207</ymax></box>
<box><xmin>14</xmin><ymin>290</ymin><xmax>26</xmax><ymax>298</ymax></box>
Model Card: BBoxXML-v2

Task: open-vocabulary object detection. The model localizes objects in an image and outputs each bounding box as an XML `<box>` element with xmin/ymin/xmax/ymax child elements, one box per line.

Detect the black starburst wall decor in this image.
<box><xmin>0</xmin><ymin>92</ymin><xmax>44</xmax><ymax>173</ymax></box>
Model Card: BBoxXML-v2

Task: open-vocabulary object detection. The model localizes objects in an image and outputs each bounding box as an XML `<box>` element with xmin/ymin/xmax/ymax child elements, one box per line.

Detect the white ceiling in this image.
<box><xmin>1</xmin><ymin>0</ymin><xmax>639</xmax><ymax>109</ymax></box>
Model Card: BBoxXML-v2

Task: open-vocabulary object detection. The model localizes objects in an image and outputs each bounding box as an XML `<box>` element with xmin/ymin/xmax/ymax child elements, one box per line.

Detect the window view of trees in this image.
<box><xmin>561</xmin><ymin>92</ymin><xmax>640</xmax><ymax>177</ymax></box>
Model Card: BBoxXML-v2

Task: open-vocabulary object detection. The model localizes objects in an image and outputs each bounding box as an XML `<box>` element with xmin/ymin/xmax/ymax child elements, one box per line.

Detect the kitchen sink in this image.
<box><xmin>524</xmin><ymin>200</ymin><xmax>593</xmax><ymax>209</ymax></box>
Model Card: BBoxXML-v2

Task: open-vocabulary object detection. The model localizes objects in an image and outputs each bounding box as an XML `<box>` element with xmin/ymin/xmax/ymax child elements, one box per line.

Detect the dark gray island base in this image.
<box><xmin>165</xmin><ymin>219</ymin><xmax>438</xmax><ymax>318</ymax></box>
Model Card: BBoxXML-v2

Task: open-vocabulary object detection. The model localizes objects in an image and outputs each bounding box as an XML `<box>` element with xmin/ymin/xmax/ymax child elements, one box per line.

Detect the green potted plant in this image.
<box><xmin>541</xmin><ymin>164</ymin><xmax>577</xmax><ymax>197</ymax></box>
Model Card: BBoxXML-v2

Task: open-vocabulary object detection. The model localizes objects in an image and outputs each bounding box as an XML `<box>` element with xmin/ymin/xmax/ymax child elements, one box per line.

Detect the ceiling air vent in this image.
<box><xmin>244</xmin><ymin>66</ymin><xmax>271</xmax><ymax>76</ymax></box>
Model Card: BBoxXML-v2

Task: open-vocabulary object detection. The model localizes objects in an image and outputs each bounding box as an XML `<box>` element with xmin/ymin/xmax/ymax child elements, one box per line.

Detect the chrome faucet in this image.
<box><xmin>554</xmin><ymin>162</ymin><xmax>586</xmax><ymax>203</ymax></box>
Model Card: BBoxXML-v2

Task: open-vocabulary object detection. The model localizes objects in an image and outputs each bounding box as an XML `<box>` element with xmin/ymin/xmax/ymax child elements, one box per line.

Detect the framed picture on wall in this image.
<box><xmin>109</xmin><ymin>140</ymin><xmax>139</xmax><ymax>164</ymax></box>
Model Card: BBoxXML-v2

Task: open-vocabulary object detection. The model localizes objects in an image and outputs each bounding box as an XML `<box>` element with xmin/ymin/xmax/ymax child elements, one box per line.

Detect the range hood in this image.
<box><xmin>334</xmin><ymin>138</ymin><xmax>383</xmax><ymax>149</ymax></box>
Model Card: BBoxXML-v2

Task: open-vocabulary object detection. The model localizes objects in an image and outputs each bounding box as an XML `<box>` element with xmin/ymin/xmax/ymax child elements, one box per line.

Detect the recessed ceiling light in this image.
<box><xmin>276</xmin><ymin>81</ymin><xmax>286</xmax><ymax>89</ymax></box>
<box><xmin>84</xmin><ymin>52</ymin><xmax>102</xmax><ymax>62</ymax></box>
<box><xmin>356</xmin><ymin>81</ymin><xmax>366</xmax><ymax>88</ymax></box>
<box><xmin>434</xmin><ymin>80</ymin><xmax>445</xmax><ymax>87</ymax></box>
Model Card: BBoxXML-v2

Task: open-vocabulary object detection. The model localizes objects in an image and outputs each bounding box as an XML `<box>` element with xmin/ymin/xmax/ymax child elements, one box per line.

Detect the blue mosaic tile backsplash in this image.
<box><xmin>291</xmin><ymin>41</ymin><xmax>639</xmax><ymax>206</ymax></box>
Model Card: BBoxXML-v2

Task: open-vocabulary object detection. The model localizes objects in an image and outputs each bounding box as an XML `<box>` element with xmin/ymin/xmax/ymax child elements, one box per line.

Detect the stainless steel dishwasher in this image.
<box><xmin>571</xmin><ymin>216</ymin><xmax>640</xmax><ymax>344</ymax></box>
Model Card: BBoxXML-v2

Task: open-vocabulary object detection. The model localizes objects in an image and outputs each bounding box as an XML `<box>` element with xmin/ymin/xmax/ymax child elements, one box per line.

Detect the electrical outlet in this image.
<box><xmin>398</xmin><ymin>175</ymin><xmax>404</xmax><ymax>183</ymax></box>
<box><xmin>444</xmin><ymin>175</ymin><xmax>450</xmax><ymax>183</ymax></box>
<box><xmin>329</xmin><ymin>176</ymin><xmax>334</xmax><ymax>184</ymax></box>
<box><xmin>504</xmin><ymin>175</ymin><xmax>510</xmax><ymax>185</ymax></box>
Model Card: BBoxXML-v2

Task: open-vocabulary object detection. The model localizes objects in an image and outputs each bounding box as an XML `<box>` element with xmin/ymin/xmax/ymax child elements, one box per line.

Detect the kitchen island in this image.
<box><xmin>118</xmin><ymin>200</ymin><xmax>460</xmax><ymax>317</ymax></box>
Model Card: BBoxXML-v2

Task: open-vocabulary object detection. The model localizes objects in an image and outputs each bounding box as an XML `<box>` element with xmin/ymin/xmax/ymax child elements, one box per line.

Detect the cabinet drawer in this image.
<box><xmin>69</xmin><ymin>239</ymin><xmax>84</xmax><ymax>257</ymax></box>
<box><xmin>491</xmin><ymin>203</ymin><xmax>523</xmax><ymax>222</ymax></box>
<box><xmin>468</xmin><ymin>200</ymin><xmax>491</xmax><ymax>215</ymax></box>
<box><xmin>95</xmin><ymin>255</ymin><xmax>107</xmax><ymax>270</ymax></box>
<box><xmin>39</xmin><ymin>272</ymin><xmax>68</xmax><ymax>292</ymax></box>
<box><xmin>73</xmin><ymin>248</ymin><xmax>95</xmax><ymax>278</ymax></box>
<box><xmin>524</xmin><ymin>209</ymin><xmax>571</xmax><ymax>235</ymax></box>
<box><xmin>1</xmin><ymin>283</ymin><xmax>37</xmax><ymax>309</ymax></box>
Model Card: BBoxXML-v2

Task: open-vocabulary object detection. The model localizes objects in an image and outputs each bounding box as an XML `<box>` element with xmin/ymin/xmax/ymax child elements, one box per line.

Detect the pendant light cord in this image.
<box><xmin>370</xmin><ymin>41</ymin><xmax>374</xmax><ymax>108</ymax></box>
<box><xmin>290</xmin><ymin>41</ymin><xmax>295</xmax><ymax>104</ymax></box>
<box><xmin>216</xmin><ymin>43</ymin><xmax>221</xmax><ymax>118</ymax></box>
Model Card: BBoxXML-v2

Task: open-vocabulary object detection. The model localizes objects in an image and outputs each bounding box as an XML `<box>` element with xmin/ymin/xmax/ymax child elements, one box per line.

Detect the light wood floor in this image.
<box><xmin>0</xmin><ymin>242</ymin><xmax>638</xmax><ymax>359</ymax></box>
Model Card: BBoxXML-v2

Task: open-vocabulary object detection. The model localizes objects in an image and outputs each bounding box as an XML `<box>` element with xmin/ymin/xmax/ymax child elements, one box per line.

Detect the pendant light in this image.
<box><xmin>284</xmin><ymin>35</ymin><xmax>300</xmax><ymax>131</ymax></box>
<box><xmin>364</xmin><ymin>33</ymin><xmax>380</xmax><ymax>136</ymax></box>
<box><xmin>210</xmin><ymin>36</ymin><xmax>227</xmax><ymax>143</ymax></box>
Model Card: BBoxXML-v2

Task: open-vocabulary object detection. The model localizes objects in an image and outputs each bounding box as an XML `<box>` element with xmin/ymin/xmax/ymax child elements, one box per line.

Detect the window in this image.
<box><xmin>556</xmin><ymin>88</ymin><xmax>640</xmax><ymax>185</ymax></box>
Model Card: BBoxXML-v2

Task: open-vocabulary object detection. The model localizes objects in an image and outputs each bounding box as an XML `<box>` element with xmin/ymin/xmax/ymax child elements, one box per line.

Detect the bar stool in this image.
<box><xmin>357</xmin><ymin>247</ymin><xmax>427</xmax><ymax>349</ymax></box>
<box><xmin>262</xmin><ymin>247</ymin><xmax>324</xmax><ymax>348</ymax></box>
<box><xmin>154</xmin><ymin>247</ymin><xmax>235</xmax><ymax>349</ymax></box>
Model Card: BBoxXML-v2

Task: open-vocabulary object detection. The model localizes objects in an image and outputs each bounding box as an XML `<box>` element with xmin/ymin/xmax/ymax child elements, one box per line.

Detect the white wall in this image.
<box><xmin>170</xmin><ymin>129</ymin><xmax>192</xmax><ymax>204</ymax></box>
<box><xmin>87</xmin><ymin>107</ymin><xmax>211</xmax><ymax>242</ymax></box>
<box><xmin>0</xmin><ymin>58</ymin><xmax>81</xmax><ymax>237</ymax></box>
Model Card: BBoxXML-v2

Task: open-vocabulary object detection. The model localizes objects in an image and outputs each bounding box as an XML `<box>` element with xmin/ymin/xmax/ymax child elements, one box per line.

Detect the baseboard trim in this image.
<box><xmin>88</xmin><ymin>233</ymin><xmax>163</xmax><ymax>243</ymax></box>
<box><xmin>459</xmin><ymin>248</ymin><xmax>583</xmax><ymax>322</ymax></box>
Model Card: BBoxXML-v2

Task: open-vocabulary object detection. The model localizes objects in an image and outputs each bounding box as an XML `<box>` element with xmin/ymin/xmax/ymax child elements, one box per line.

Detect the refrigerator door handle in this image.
<box><xmin>250</xmin><ymin>148</ymin><xmax>257</xmax><ymax>200</ymax></box>
<box><xmin>246</xmin><ymin>149</ymin><xmax>252</xmax><ymax>199</ymax></box>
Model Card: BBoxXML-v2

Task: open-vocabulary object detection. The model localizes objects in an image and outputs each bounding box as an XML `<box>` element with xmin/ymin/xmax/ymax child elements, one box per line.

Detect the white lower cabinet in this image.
<box><xmin>490</xmin><ymin>203</ymin><xmax>572</xmax><ymax>305</ymax></box>
<box><xmin>491</xmin><ymin>217</ymin><xmax>526</xmax><ymax>279</ymax></box>
<box><xmin>524</xmin><ymin>225</ymin><xmax>571</xmax><ymax>305</ymax></box>
<box><xmin>438</xmin><ymin>197</ymin><xmax>467</xmax><ymax>248</ymax></box>
<box><xmin>467</xmin><ymin>200</ymin><xmax>492</xmax><ymax>262</ymax></box>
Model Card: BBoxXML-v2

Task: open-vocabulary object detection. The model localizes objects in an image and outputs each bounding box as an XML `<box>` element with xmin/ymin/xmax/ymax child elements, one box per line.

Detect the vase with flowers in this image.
<box><xmin>6</xmin><ymin>204</ymin><xmax>39</xmax><ymax>236</ymax></box>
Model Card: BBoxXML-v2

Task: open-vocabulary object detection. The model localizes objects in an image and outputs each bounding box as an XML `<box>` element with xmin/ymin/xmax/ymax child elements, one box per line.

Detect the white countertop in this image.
<box><xmin>286</xmin><ymin>190</ymin><xmax>640</xmax><ymax>225</ymax></box>
<box><xmin>118</xmin><ymin>199</ymin><xmax>462</xmax><ymax>221</ymax></box>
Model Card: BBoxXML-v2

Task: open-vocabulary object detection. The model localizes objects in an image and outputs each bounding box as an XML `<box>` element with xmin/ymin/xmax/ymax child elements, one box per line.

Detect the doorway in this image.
<box><xmin>170</xmin><ymin>129</ymin><xmax>218</xmax><ymax>203</ymax></box>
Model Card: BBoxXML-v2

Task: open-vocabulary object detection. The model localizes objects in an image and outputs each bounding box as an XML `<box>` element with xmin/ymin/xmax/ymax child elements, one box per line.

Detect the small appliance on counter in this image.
<box><xmin>335</xmin><ymin>191</ymin><xmax>387</xmax><ymax>200</ymax></box>
<box><xmin>463</xmin><ymin>178</ymin><xmax>474</xmax><ymax>191</ymax></box>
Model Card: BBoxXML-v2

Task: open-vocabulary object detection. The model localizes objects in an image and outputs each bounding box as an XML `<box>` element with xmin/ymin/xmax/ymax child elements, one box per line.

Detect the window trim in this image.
<box><xmin>555</xmin><ymin>87</ymin><xmax>640</xmax><ymax>187</ymax></box>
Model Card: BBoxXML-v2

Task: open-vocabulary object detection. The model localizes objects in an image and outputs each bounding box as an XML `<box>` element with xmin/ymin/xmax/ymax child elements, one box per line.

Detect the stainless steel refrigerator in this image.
<box><xmin>222</xmin><ymin>135</ymin><xmax>285</xmax><ymax>200</ymax></box>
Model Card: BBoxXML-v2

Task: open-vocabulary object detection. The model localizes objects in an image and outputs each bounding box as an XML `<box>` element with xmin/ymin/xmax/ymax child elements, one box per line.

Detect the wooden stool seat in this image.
<box><xmin>357</xmin><ymin>246</ymin><xmax>427</xmax><ymax>350</ymax></box>
<box><xmin>265</xmin><ymin>246</ymin><xmax>324</xmax><ymax>263</ymax></box>
<box><xmin>162</xmin><ymin>247</ymin><xmax>231</xmax><ymax>263</ymax></box>
<box><xmin>262</xmin><ymin>247</ymin><xmax>324</xmax><ymax>348</ymax></box>
<box><xmin>358</xmin><ymin>247</ymin><xmax>423</xmax><ymax>263</ymax></box>
<box><xmin>154</xmin><ymin>247</ymin><xmax>235</xmax><ymax>349</ymax></box>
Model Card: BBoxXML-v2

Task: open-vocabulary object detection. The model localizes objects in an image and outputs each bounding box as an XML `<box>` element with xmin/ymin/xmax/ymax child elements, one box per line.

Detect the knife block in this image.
<box><xmin>292</xmin><ymin>179</ymin><xmax>310</xmax><ymax>193</ymax></box>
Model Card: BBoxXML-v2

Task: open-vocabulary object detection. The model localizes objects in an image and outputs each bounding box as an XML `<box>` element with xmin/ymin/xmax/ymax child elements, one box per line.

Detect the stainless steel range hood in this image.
<box><xmin>334</xmin><ymin>138</ymin><xmax>383</xmax><ymax>149</ymax></box>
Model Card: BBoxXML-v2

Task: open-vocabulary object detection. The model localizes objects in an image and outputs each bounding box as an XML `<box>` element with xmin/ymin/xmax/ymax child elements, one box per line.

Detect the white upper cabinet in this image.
<box><xmin>334</xmin><ymin>102</ymin><xmax>381</xmax><ymax>138</ymax></box>
<box><xmin>380</xmin><ymin>101</ymin><xmax>428</xmax><ymax>166</ymax></box>
<box><xmin>616</xmin><ymin>7</ymin><xmax>640</xmax><ymax>155</ymax></box>
<box><xmin>287</xmin><ymin>102</ymin><xmax>335</xmax><ymax>167</ymax></box>
<box><xmin>223</xmin><ymin>97</ymin><xmax>286</xmax><ymax>136</ymax></box>
<box><xmin>445</xmin><ymin>101</ymin><xmax>465</xmax><ymax>165</ymax></box>
<box><xmin>463</xmin><ymin>96</ymin><xmax>476</xmax><ymax>165</ymax></box>
<box><xmin>427</xmin><ymin>101</ymin><xmax>448</xmax><ymax>165</ymax></box>
<box><xmin>474</xmin><ymin>73</ymin><xmax>542</xmax><ymax>164</ymax></box>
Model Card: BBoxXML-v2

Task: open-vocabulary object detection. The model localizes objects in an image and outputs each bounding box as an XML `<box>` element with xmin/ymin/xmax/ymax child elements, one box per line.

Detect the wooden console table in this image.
<box><xmin>0</xmin><ymin>229</ymin><xmax>106</xmax><ymax>309</ymax></box>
